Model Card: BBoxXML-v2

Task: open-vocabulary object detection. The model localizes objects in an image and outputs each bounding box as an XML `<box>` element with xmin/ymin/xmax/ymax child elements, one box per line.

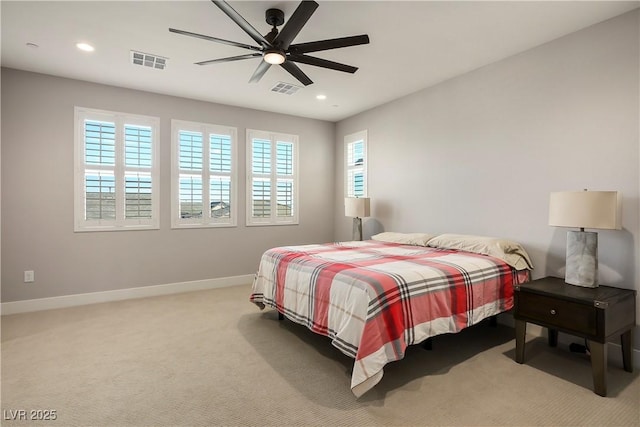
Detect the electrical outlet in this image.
<box><xmin>24</xmin><ymin>270</ymin><xmax>34</xmax><ymax>283</ymax></box>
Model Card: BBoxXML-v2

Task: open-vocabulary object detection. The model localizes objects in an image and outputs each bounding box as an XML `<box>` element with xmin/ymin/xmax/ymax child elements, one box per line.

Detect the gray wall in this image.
<box><xmin>335</xmin><ymin>11</ymin><xmax>639</xmax><ymax>328</ymax></box>
<box><xmin>1</xmin><ymin>69</ymin><xmax>335</xmax><ymax>302</ymax></box>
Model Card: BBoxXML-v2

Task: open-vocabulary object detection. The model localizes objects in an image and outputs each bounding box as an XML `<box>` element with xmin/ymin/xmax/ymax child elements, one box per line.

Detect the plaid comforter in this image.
<box><xmin>250</xmin><ymin>240</ymin><xmax>529</xmax><ymax>397</ymax></box>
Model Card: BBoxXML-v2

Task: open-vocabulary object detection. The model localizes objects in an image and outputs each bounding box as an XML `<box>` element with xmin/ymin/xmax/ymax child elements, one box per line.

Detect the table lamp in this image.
<box><xmin>548</xmin><ymin>190</ymin><xmax>621</xmax><ymax>287</ymax></box>
<box><xmin>345</xmin><ymin>197</ymin><xmax>370</xmax><ymax>241</ymax></box>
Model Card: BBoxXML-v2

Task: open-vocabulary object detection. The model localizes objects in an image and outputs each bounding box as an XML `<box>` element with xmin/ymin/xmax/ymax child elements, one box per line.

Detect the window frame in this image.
<box><xmin>74</xmin><ymin>107</ymin><xmax>160</xmax><ymax>232</ymax></box>
<box><xmin>344</xmin><ymin>130</ymin><xmax>368</xmax><ymax>198</ymax></box>
<box><xmin>171</xmin><ymin>119</ymin><xmax>238</xmax><ymax>229</ymax></box>
<box><xmin>246</xmin><ymin>129</ymin><xmax>299</xmax><ymax>226</ymax></box>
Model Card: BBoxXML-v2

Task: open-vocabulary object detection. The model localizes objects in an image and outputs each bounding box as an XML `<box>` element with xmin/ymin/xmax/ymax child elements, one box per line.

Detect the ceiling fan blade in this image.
<box><xmin>274</xmin><ymin>1</ymin><xmax>319</xmax><ymax>50</ymax></box>
<box><xmin>169</xmin><ymin>28</ymin><xmax>261</xmax><ymax>52</ymax></box>
<box><xmin>212</xmin><ymin>1</ymin><xmax>271</xmax><ymax>48</ymax></box>
<box><xmin>196</xmin><ymin>53</ymin><xmax>262</xmax><ymax>66</ymax></box>
<box><xmin>280</xmin><ymin>61</ymin><xmax>313</xmax><ymax>86</ymax></box>
<box><xmin>288</xmin><ymin>35</ymin><xmax>370</xmax><ymax>54</ymax></box>
<box><xmin>287</xmin><ymin>54</ymin><xmax>358</xmax><ymax>74</ymax></box>
<box><xmin>249</xmin><ymin>60</ymin><xmax>271</xmax><ymax>83</ymax></box>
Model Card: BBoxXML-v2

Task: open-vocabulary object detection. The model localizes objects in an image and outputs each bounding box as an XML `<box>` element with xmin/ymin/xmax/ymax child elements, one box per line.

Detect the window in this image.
<box><xmin>246</xmin><ymin>129</ymin><xmax>298</xmax><ymax>226</ymax></box>
<box><xmin>345</xmin><ymin>130</ymin><xmax>367</xmax><ymax>197</ymax></box>
<box><xmin>171</xmin><ymin>120</ymin><xmax>237</xmax><ymax>228</ymax></box>
<box><xmin>74</xmin><ymin>107</ymin><xmax>159</xmax><ymax>232</ymax></box>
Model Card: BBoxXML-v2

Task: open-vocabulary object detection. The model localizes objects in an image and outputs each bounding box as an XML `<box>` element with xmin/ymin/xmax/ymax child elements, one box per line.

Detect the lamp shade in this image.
<box><xmin>549</xmin><ymin>191</ymin><xmax>621</xmax><ymax>230</ymax></box>
<box><xmin>345</xmin><ymin>197</ymin><xmax>370</xmax><ymax>218</ymax></box>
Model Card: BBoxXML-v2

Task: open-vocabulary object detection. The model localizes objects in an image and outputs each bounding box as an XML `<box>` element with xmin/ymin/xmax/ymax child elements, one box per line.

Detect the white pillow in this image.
<box><xmin>427</xmin><ymin>233</ymin><xmax>534</xmax><ymax>270</ymax></box>
<box><xmin>371</xmin><ymin>232</ymin><xmax>435</xmax><ymax>247</ymax></box>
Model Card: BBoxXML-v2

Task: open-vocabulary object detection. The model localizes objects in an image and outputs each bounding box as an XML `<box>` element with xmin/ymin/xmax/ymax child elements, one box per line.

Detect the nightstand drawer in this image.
<box><xmin>517</xmin><ymin>292</ymin><xmax>597</xmax><ymax>336</ymax></box>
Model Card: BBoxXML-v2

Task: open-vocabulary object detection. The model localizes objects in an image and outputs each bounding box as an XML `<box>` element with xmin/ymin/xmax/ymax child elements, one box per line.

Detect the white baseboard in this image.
<box><xmin>498</xmin><ymin>314</ymin><xmax>640</xmax><ymax>370</ymax></box>
<box><xmin>0</xmin><ymin>274</ymin><xmax>254</xmax><ymax>315</ymax></box>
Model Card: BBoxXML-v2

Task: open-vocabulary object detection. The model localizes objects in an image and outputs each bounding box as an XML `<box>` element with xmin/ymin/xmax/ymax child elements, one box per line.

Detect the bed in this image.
<box><xmin>250</xmin><ymin>233</ymin><xmax>533</xmax><ymax>397</ymax></box>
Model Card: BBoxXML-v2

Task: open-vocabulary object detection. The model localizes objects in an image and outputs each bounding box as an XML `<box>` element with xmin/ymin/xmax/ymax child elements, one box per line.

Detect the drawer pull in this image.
<box><xmin>550</xmin><ymin>309</ymin><xmax>557</xmax><ymax>315</ymax></box>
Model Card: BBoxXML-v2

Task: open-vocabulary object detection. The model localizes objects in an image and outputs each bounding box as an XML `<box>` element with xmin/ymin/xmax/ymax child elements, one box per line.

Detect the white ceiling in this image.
<box><xmin>2</xmin><ymin>1</ymin><xmax>638</xmax><ymax>122</ymax></box>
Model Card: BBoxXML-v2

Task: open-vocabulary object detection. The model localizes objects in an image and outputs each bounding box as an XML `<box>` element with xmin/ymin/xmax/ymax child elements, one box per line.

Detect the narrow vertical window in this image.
<box><xmin>74</xmin><ymin>107</ymin><xmax>159</xmax><ymax>232</ymax></box>
<box><xmin>247</xmin><ymin>130</ymin><xmax>298</xmax><ymax>226</ymax></box>
<box><xmin>171</xmin><ymin>120</ymin><xmax>237</xmax><ymax>228</ymax></box>
<box><xmin>345</xmin><ymin>130</ymin><xmax>367</xmax><ymax>198</ymax></box>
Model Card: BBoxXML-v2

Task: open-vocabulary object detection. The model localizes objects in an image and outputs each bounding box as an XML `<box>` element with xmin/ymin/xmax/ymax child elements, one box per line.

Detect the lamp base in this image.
<box><xmin>565</xmin><ymin>230</ymin><xmax>598</xmax><ymax>288</ymax></box>
<box><xmin>352</xmin><ymin>217</ymin><xmax>363</xmax><ymax>241</ymax></box>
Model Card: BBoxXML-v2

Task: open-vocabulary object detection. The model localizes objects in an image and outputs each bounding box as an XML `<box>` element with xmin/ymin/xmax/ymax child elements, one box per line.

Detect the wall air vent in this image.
<box><xmin>270</xmin><ymin>82</ymin><xmax>301</xmax><ymax>95</ymax></box>
<box><xmin>130</xmin><ymin>51</ymin><xmax>167</xmax><ymax>70</ymax></box>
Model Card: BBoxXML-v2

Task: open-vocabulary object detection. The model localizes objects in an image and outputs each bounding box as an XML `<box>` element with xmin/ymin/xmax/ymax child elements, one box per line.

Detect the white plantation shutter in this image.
<box><xmin>125</xmin><ymin>172</ymin><xmax>152</xmax><ymax>219</ymax></box>
<box><xmin>209</xmin><ymin>133</ymin><xmax>232</xmax><ymax>219</ymax></box>
<box><xmin>171</xmin><ymin>120</ymin><xmax>237</xmax><ymax>228</ymax></box>
<box><xmin>345</xmin><ymin>130</ymin><xmax>367</xmax><ymax>198</ymax></box>
<box><xmin>210</xmin><ymin>176</ymin><xmax>231</xmax><ymax>218</ymax></box>
<box><xmin>276</xmin><ymin>141</ymin><xmax>294</xmax><ymax>218</ymax></box>
<box><xmin>85</xmin><ymin>121</ymin><xmax>115</xmax><ymax>165</ymax></box>
<box><xmin>178</xmin><ymin>130</ymin><xmax>204</xmax><ymax>219</ymax></box>
<box><xmin>83</xmin><ymin>121</ymin><xmax>116</xmax><ymax>221</ymax></box>
<box><xmin>252</xmin><ymin>178</ymin><xmax>271</xmax><ymax>218</ymax></box>
<box><xmin>179</xmin><ymin>131</ymin><xmax>203</xmax><ymax>170</ymax></box>
<box><xmin>124</xmin><ymin>124</ymin><xmax>153</xmax><ymax>219</ymax></box>
<box><xmin>124</xmin><ymin>125</ymin><xmax>153</xmax><ymax>167</ymax></box>
<box><xmin>84</xmin><ymin>170</ymin><xmax>116</xmax><ymax>220</ymax></box>
<box><xmin>74</xmin><ymin>107</ymin><xmax>159</xmax><ymax>232</ymax></box>
<box><xmin>247</xmin><ymin>130</ymin><xmax>298</xmax><ymax>226</ymax></box>
<box><xmin>251</xmin><ymin>138</ymin><xmax>272</xmax><ymax>219</ymax></box>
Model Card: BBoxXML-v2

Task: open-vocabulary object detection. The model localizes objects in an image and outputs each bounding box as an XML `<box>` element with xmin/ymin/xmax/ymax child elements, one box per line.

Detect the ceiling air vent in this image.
<box><xmin>131</xmin><ymin>51</ymin><xmax>167</xmax><ymax>70</ymax></box>
<box><xmin>271</xmin><ymin>82</ymin><xmax>301</xmax><ymax>95</ymax></box>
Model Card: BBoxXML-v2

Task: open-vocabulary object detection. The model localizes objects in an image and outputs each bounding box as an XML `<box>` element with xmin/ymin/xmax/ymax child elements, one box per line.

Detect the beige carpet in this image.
<box><xmin>1</xmin><ymin>284</ymin><xmax>638</xmax><ymax>426</ymax></box>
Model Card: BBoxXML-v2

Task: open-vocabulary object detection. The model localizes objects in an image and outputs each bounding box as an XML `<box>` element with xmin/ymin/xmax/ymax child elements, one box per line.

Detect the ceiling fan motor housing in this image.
<box><xmin>266</xmin><ymin>9</ymin><xmax>285</xmax><ymax>27</ymax></box>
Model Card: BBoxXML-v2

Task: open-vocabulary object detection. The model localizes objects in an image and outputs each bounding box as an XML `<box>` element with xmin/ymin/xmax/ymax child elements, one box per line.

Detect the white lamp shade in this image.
<box><xmin>345</xmin><ymin>197</ymin><xmax>370</xmax><ymax>218</ymax></box>
<box><xmin>549</xmin><ymin>191</ymin><xmax>621</xmax><ymax>230</ymax></box>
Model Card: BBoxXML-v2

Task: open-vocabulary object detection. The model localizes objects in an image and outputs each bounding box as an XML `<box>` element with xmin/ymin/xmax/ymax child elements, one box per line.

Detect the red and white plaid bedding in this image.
<box><xmin>250</xmin><ymin>240</ymin><xmax>530</xmax><ymax>397</ymax></box>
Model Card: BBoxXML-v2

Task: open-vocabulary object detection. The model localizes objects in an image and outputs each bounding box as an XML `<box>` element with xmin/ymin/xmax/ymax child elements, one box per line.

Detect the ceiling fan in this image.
<box><xmin>169</xmin><ymin>0</ymin><xmax>370</xmax><ymax>86</ymax></box>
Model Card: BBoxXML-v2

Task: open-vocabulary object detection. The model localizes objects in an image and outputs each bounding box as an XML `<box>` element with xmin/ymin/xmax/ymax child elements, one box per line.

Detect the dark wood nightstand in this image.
<box><xmin>514</xmin><ymin>276</ymin><xmax>636</xmax><ymax>396</ymax></box>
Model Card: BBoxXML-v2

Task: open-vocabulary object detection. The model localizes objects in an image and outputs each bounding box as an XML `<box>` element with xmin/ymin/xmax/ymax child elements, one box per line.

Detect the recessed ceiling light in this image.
<box><xmin>316</xmin><ymin>94</ymin><xmax>327</xmax><ymax>100</ymax></box>
<box><xmin>76</xmin><ymin>43</ymin><xmax>95</xmax><ymax>52</ymax></box>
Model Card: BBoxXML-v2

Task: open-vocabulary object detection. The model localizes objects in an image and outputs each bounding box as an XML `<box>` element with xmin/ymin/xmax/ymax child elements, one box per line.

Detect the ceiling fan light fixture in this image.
<box><xmin>264</xmin><ymin>50</ymin><xmax>285</xmax><ymax>65</ymax></box>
